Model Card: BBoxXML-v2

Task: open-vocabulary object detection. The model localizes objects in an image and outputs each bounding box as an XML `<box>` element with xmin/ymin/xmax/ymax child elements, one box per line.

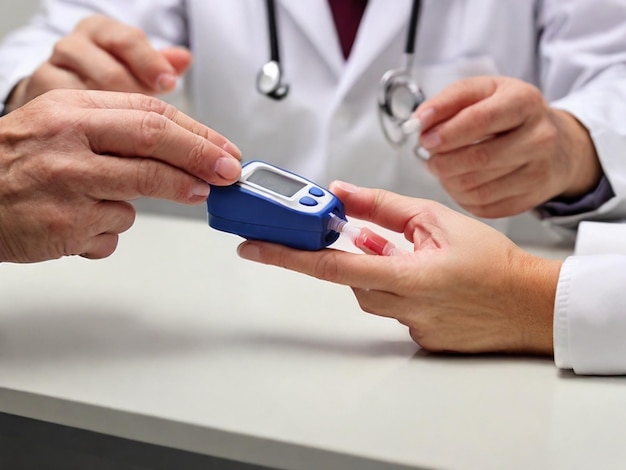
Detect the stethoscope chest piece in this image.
<box><xmin>258</xmin><ymin>0</ymin><xmax>425</xmax><ymax>142</ymax></box>
<box><xmin>256</xmin><ymin>60</ymin><xmax>289</xmax><ymax>100</ymax></box>
<box><xmin>378</xmin><ymin>69</ymin><xmax>425</xmax><ymax>145</ymax></box>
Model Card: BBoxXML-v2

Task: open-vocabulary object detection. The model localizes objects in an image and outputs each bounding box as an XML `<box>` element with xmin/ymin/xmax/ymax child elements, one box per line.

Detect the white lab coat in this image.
<box><xmin>1</xmin><ymin>0</ymin><xmax>626</xmax><ymax>245</ymax></box>
<box><xmin>553</xmin><ymin>221</ymin><xmax>626</xmax><ymax>375</ymax></box>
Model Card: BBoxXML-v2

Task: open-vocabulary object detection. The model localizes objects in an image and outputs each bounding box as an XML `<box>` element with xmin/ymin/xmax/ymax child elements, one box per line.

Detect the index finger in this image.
<box><xmin>237</xmin><ymin>241</ymin><xmax>406</xmax><ymax>292</ymax></box>
<box><xmin>416</xmin><ymin>77</ymin><xmax>499</xmax><ymax>131</ymax></box>
<box><xmin>329</xmin><ymin>181</ymin><xmax>444</xmax><ymax>237</ymax></box>
<box><xmin>76</xmin><ymin>15</ymin><xmax>178</xmax><ymax>91</ymax></box>
<box><xmin>415</xmin><ymin>77</ymin><xmax>530</xmax><ymax>152</ymax></box>
<box><xmin>77</xmin><ymin>91</ymin><xmax>241</xmax><ymax>184</ymax></box>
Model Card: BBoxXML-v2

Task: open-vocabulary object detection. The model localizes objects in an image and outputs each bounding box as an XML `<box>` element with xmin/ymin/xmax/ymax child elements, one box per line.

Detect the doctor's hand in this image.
<box><xmin>414</xmin><ymin>76</ymin><xmax>602</xmax><ymax>218</ymax></box>
<box><xmin>237</xmin><ymin>181</ymin><xmax>561</xmax><ymax>355</ymax></box>
<box><xmin>0</xmin><ymin>89</ymin><xmax>241</xmax><ymax>263</ymax></box>
<box><xmin>4</xmin><ymin>15</ymin><xmax>191</xmax><ymax>112</ymax></box>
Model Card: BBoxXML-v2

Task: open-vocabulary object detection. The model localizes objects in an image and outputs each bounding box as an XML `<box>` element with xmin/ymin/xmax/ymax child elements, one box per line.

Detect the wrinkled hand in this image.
<box><xmin>414</xmin><ymin>76</ymin><xmax>601</xmax><ymax>218</ymax></box>
<box><xmin>6</xmin><ymin>15</ymin><xmax>191</xmax><ymax>110</ymax></box>
<box><xmin>0</xmin><ymin>89</ymin><xmax>241</xmax><ymax>263</ymax></box>
<box><xmin>237</xmin><ymin>181</ymin><xmax>561</xmax><ymax>355</ymax></box>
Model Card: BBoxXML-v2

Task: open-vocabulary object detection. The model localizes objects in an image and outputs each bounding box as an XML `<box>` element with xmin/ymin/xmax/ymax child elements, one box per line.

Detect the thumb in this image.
<box><xmin>161</xmin><ymin>47</ymin><xmax>193</xmax><ymax>76</ymax></box>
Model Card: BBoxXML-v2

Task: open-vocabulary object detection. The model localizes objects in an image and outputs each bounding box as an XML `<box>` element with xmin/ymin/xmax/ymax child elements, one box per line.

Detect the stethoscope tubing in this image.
<box><xmin>258</xmin><ymin>0</ymin><xmax>425</xmax><ymax>146</ymax></box>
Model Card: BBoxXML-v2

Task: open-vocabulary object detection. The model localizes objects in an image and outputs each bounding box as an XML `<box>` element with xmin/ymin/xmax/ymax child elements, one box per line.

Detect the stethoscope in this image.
<box><xmin>256</xmin><ymin>0</ymin><xmax>425</xmax><ymax>147</ymax></box>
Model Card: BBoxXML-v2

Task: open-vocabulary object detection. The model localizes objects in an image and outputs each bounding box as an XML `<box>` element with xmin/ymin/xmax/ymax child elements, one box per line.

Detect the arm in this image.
<box><xmin>238</xmin><ymin>182</ymin><xmax>626</xmax><ymax>374</ymax></box>
<box><xmin>0</xmin><ymin>89</ymin><xmax>240</xmax><ymax>263</ymax></box>
<box><xmin>238</xmin><ymin>181</ymin><xmax>562</xmax><ymax>355</ymax></box>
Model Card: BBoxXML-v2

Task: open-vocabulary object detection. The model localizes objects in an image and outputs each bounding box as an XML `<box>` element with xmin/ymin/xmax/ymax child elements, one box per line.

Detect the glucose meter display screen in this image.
<box><xmin>247</xmin><ymin>168</ymin><xmax>307</xmax><ymax>197</ymax></box>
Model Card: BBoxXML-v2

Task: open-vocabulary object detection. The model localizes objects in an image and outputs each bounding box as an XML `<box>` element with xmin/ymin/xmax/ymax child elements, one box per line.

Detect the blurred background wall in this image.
<box><xmin>0</xmin><ymin>0</ymin><xmax>39</xmax><ymax>41</ymax></box>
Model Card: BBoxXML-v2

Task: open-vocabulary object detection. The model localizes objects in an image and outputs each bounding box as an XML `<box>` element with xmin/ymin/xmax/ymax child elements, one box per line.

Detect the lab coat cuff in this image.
<box><xmin>0</xmin><ymin>67</ymin><xmax>35</xmax><ymax>107</ymax></box>
<box><xmin>556</xmin><ymin>254</ymin><xmax>626</xmax><ymax>375</ymax></box>
<box><xmin>537</xmin><ymin>177</ymin><xmax>614</xmax><ymax>218</ymax></box>
<box><xmin>553</xmin><ymin>256</ymin><xmax>575</xmax><ymax>370</ymax></box>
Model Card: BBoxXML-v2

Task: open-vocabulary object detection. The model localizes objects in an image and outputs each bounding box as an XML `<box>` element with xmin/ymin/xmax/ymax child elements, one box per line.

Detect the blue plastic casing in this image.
<box><xmin>207</xmin><ymin>161</ymin><xmax>345</xmax><ymax>250</ymax></box>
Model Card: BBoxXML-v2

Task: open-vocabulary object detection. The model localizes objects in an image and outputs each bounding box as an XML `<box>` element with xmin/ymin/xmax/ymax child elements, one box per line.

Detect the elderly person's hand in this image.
<box><xmin>0</xmin><ymin>89</ymin><xmax>240</xmax><ymax>263</ymax></box>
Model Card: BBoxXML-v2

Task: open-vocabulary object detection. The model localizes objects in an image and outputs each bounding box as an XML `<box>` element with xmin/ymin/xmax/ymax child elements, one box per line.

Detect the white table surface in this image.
<box><xmin>1</xmin><ymin>211</ymin><xmax>625</xmax><ymax>470</ymax></box>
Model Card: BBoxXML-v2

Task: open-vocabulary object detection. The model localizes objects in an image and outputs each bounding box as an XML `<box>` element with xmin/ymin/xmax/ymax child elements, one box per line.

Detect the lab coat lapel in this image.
<box><xmin>278</xmin><ymin>0</ymin><xmax>345</xmax><ymax>78</ymax></box>
<box><xmin>338</xmin><ymin>0</ymin><xmax>412</xmax><ymax>94</ymax></box>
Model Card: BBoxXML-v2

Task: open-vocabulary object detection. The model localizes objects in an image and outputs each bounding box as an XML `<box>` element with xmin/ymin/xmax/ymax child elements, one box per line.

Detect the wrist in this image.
<box><xmin>552</xmin><ymin>109</ymin><xmax>602</xmax><ymax>199</ymax></box>
<box><xmin>508</xmin><ymin>251</ymin><xmax>562</xmax><ymax>355</ymax></box>
<box><xmin>3</xmin><ymin>78</ymin><xmax>30</xmax><ymax>113</ymax></box>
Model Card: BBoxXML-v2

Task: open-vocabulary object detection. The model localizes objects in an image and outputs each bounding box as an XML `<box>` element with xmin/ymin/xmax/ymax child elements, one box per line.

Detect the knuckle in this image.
<box><xmin>536</xmin><ymin>120</ymin><xmax>558</xmax><ymax>147</ymax></box>
<box><xmin>172</xmin><ymin>178</ymin><xmax>192</xmax><ymax>202</ymax></box>
<box><xmin>185</xmin><ymin>139</ymin><xmax>210</xmax><ymax>173</ymax></box>
<box><xmin>471</xmin><ymin>105</ymin><xmax>498</xmax><ymax>130</ymax></box>
<box><xmin>468</xmin><ymin>145</ymin><xmax>491</xmax><ymax>169</ymax></box>
<box><xmin>46</xmin><ymin>212</ymin><xmax>82</xmax><ymax>256</ymax></box>
<box><xmin>137</xmin><ymin>111</ymin><xmax>169</xmax><ymax>153</ymax></box>
<box><xmin>312</xmin><ymin>253</ymin><xmax>341</xmax><ymax>282</ymax></box>
<box><xmin>135</xmin><ymin>158</ymin><xmax>162</xmax><ymax>197</ymax></box>
<box><xmin>118</xmin><ymin>203</ymin><xmax>137</xmax><ymax>233</ymax></box>
<box><xmin>44</xmin><ymin>157</ymin><xmax>84</xmax><ymax>185</ymax></box>
<box><xmin>457</xmin><ymin>172</ymin><xmax>479</xmax><ymax>192</ymax></box>
<box><xmin>128</xmin><ymin>93</ymin><xmax>172</xmax><ymax>115</ymax></box>
<box><xmin>472</xmin><ymin>183</ymin><xmax>493</xmax><ymax>205</ymax></box>
<box><xmin>109</xmin><ymin>26</ymin><xmax>148</xmax><ymax>51</ymax></box>
<box><xmin>50</xmin><ymin>38</ymin><xmax>74</xmax><ymax>63</ymax></box>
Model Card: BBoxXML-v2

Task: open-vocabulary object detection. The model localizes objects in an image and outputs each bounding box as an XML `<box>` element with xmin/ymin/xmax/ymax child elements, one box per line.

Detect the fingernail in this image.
<box><xmin>157</xmin><ymin>73</ymin><xmax>177</xmax><ymax>92</ymax></box>
<box><xmin>237</xmin><ymin>243</ymin><xmax>261</xmax><ymax>262</ymax></box>
<box><xmin>331</xmin><ymin>180</ymin><xmax>359</xmax><ymax>194</ymax></box>
<box><xmin>222</xmin><ymin>140</ymin><xmax>241</xmax><ymax>158</ymax></box>
<box><xmin>191</xmin><ymin>180</ymin><xmax>211</xmax><ymax>197</ymax></box>
<box><xmin>214</xmin><ymin>156</ymin><xmax>241</xmax><ymax>181</ymax></box>
<box><xmin>415</xmin><ymin>146</ymin><xmax>431</xmax><ymax>161</ymax></box>
<box><xmin>416</xmin><ymin>107</ymin><xmax>435</xmax><ymax>127</ymax></box>
<box><xmin>421</xmin><ymin>130</ymin><xmax>441</xmax><ymax>150</ymax></box>
<box><xmin>402</xmin><ymin>118</ymin><xmax>422</xmax><ymax>135</ymax></box>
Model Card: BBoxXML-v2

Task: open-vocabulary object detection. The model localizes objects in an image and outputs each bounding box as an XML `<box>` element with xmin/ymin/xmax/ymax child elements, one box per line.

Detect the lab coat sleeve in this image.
<box><xmin>0</xmin><ymin>0</ymin><xmax>187</xmax><ymax>103</ymax></box>
<box><xmin>538</xmin><ymin>0</ymin><xmax>626</xmax><ymax>230</ymax></box>
<box><xmin>554</xmin><ymin>254</ymin><xmax>626</xmax><ymax>375</ymax></box>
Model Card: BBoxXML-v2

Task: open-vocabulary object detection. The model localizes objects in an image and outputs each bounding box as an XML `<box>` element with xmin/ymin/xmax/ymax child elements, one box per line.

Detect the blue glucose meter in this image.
<box><xmin>207</xmin><ymin>161</ymin><xmax>345</xmax><ymax>250</ymax></box>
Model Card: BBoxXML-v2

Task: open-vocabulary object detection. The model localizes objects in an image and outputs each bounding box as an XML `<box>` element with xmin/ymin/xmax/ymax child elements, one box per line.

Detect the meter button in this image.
<box><xmin>299</xmin><ymin>196</ymin><xmax>319</xmax><ymax>207</ymax></box>
<box><xmin>308</xmin><ymin>187</ymin><xmax>324</xmax><ymax>197</ymax></box>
